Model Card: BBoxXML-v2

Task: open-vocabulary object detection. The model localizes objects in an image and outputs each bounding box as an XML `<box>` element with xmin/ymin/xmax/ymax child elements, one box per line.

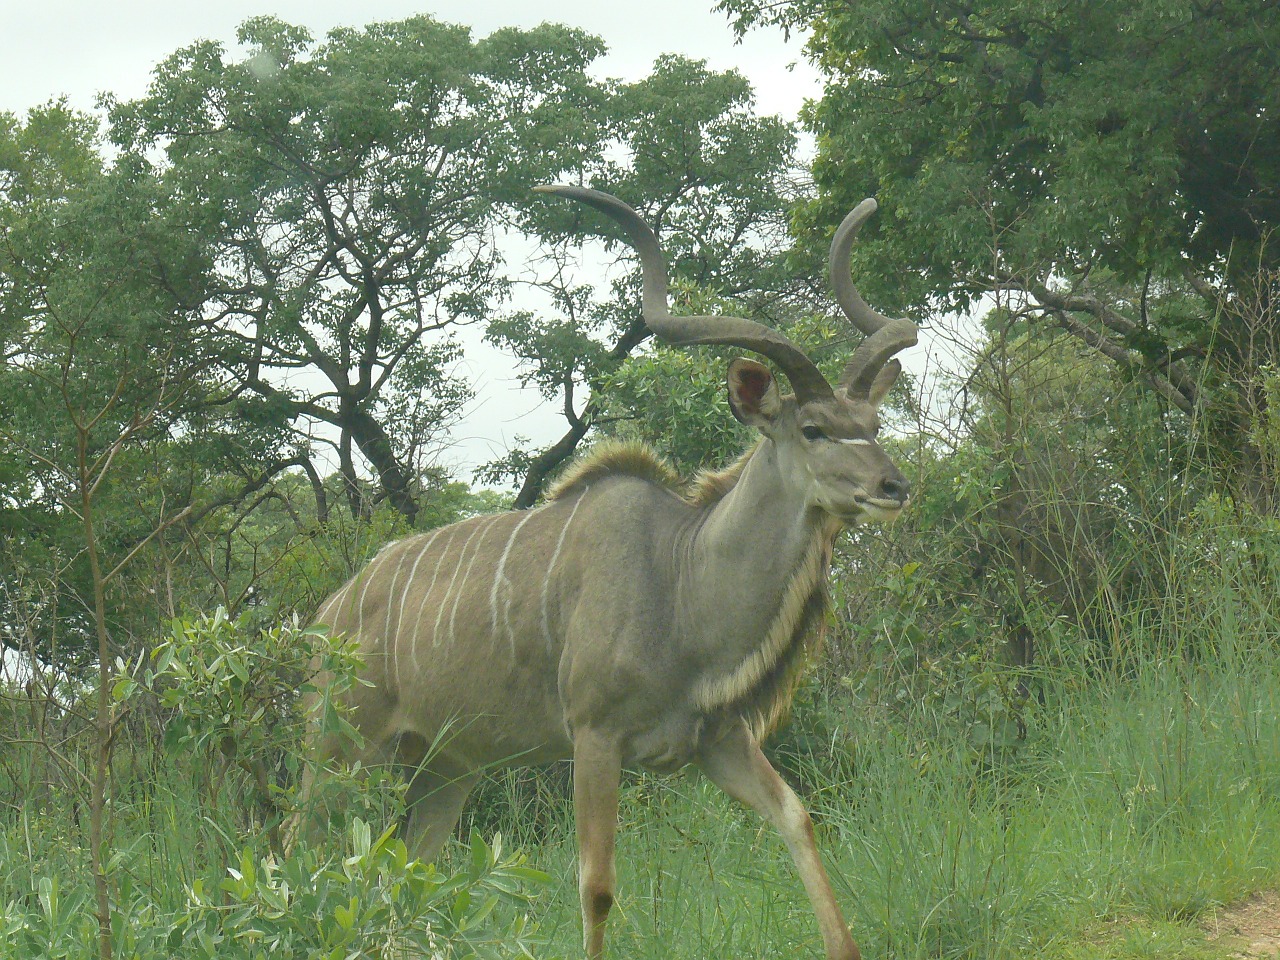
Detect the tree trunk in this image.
<box><xmin>513</xmin><ymin>316</ymin><xmax>652</xmax><ymax>509</ymax></box>
<box><xmin>513</xmin><ymin>415</ymin><xmax>592</xmax><ymax>509</ymax></box>
<box><xmin>344</xmin><ymin>405</ymin><xmax>419</xmax><ymax>523</ymax></box>
<box><xmin>78</xmin><ymin>430</ymin><xmax>114</xmax><ymax>960</ymax></box>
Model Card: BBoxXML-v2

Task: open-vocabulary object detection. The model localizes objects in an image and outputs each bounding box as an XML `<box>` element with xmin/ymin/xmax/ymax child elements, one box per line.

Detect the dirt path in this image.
<box><xmin>1205</xmin><ymin>890</ymin><xmax>1280</xmax><ymax>958</ymax></box>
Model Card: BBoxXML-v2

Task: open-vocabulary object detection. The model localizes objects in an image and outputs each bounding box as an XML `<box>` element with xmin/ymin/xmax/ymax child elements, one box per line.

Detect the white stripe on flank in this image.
<box><xmin>432</xmin><ymin>519</ymin><xmax>489</xmax><ymax>648</ymax></box>
<box><xmin>410</xmin><ymin>526</ymin><xmax>459</xmax><ymax>676</ymax></box>
<box><xmin>313</xmin><ymin>578</ymin><xmax>352</xmax><ymax>630</ymax></box>
<box><xmin>382</xmin><ymin>543</ymin><xmax>415</xmax><ymax>693</ymax></box>
<box><xmin>393</xmin><ymin>528</ymin><xmax>443</xmax><ymax>676</ymax></box>
<box><xmin>541</xmin><ymin>488</ymin><xmax>588</xmax><ymax>650</ymax></box>
<box><xmin>355</xmin><ymin>544</ymin><xmax>396</xmax><ymax>642</ymax></box>
<box><xmin>332</xmin><ymin>574</ymin><xmax>366</xmax><ymax>629</ymax></box>
<box><xmin>447</xmin><ymin>515</ymin><xmax>501</xmax><ymax>648</ymax></box>
<box><xmin>489</xmin><ymin>508</ymin><xmax>538</xmax><ymax>650</ymax></box>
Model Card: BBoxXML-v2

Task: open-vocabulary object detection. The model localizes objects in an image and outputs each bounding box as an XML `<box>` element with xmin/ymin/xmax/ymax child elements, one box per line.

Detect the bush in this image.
<box><xmin>2</xmin><ymin>609</ymin><xmax>553</xmax><ymax>958</ymax></box>
<box><xmin>3</xmin><ymin>823</ymin><xmax>549</xmax><ymax>960</ymax></box>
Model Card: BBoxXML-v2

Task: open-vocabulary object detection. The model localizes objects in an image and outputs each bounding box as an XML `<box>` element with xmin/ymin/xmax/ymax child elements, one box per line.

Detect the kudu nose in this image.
<box><xmin>879</xmin><ymin>475</ymin><xmax>911</xmax><ymax>504</ymax></box>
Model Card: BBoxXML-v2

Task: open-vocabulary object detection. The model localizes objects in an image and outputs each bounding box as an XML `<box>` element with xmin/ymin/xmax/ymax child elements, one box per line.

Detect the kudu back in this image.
<box><xmin>306</xmin><ymin>186</ymin><xmax>918</xmax><ymax>960</ymax></box>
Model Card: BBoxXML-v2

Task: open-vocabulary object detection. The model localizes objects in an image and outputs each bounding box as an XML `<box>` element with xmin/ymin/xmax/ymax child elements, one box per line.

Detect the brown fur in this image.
<box><xmin>548</xmin><ymin>440</ymin><xmax>683</xmax><ymax>502</ymax></box>
<box><xmin>688</xmin><ymin>442</ymin><xmax>758</xmax><ymax>507</ymax></box>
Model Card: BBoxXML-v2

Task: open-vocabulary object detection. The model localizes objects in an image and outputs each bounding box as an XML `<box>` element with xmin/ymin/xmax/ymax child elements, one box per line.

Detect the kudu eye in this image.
<box><xmin>801</xmin><ymin>425</ymin><xmax>826</xmax><ymax>442</ymax></box>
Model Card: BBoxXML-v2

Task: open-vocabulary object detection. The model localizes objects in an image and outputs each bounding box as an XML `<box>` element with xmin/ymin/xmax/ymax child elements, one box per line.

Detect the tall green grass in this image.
<box><xmin>463</xmin><ymin>650</ymin><xmax>1280</xmax><ymax>959</ymax></box>
<box><xmin>3</xmin><ymin>636</ymin><xmax>1278</xmax><ymax>957</ymax></box>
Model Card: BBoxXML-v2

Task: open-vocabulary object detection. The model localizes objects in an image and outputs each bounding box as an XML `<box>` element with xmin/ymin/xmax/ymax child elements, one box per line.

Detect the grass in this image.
<box><xmin>3</xmin><ymin>643</ymin><xmax>1279</xmax><ymax>958</ymax></box>
<box><xmin>444</xmin><ymin>647</ymin><xmax>1280</xmax><ymax>959</ymax></box>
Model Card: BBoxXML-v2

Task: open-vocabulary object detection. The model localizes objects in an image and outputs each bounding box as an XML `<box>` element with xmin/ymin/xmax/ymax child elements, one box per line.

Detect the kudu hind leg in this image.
<box><xmin>697</xmin><ymin>721</ymin><xmax>860</xmax><ymax>960</ymax></box>
<box><xmin>403</xmin><ymin>769</ymin><xmax>479</xmax><ymax>863</ymax></box>
<box><xmin>573</xmin><ymin>730</ymin><xmax>622</xmax><ymax>959</ymax></box>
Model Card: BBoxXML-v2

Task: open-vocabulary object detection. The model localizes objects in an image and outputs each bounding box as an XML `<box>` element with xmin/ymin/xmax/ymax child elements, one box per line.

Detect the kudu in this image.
<box><xmin>306</xmin><ymin>186</ymin><xmax>918</xmax><ymax>960</ymax></box>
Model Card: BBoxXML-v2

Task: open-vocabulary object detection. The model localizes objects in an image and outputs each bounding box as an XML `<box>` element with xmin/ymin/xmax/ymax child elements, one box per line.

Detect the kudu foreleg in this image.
<box><xmin>698</xmin><ymin>721</ymin><xmax>860</xmax><ymax>960</ymax></box>
<box><xmin>573</xmin><ymin>730</ymin><xmax>622</xmax><ymax>959</ymax></box>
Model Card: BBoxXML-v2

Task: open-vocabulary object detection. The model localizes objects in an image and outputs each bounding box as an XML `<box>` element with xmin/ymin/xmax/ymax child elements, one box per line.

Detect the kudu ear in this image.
<box><xmin>727</xmin><ymin>358</ymin><xmax>781</xmax><ymax>427</ymax></box>
<box><xmin>866</xmin><ymin>358</ymin><xmax>902</xmax><ymax>407</ymax></box>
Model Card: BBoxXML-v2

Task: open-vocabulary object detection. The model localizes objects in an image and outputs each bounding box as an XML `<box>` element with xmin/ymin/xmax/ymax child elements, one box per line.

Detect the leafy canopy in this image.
<box><xmin>108</xmin><ymin>16</ymin><xmax>609</xmax><ymax>522</ymax></box>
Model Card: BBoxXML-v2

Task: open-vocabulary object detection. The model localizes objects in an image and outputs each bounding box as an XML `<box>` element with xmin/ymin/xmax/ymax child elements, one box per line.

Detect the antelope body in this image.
<box><xmin>307</xmin><ymin>187</ymin><xmax>919</xmax><ymax>960</ymax></box>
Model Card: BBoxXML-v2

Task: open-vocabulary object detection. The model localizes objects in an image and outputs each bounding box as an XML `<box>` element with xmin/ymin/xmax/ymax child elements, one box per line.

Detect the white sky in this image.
<box><xmin>0</xmin><ymin>1</ymin><xmax>819</xmax><ymax>119</ymax></box>
<box><xmin>0</xmin><ymin>1</ymin><xmax>831</xmax><ymax>482</ymax></box>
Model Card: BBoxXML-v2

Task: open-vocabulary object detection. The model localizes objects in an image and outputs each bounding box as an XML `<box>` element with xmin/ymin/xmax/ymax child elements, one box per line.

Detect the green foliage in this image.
<box><xmin>104</xmin><ymin>14</ymin><xmax>612</xmax><ymax>523</ymax></box>
<box><xmin>828</xmin><ymin>330</ymin><xmax>1220</xmax><ymax>686</ymax></box>
<box><xmin>599</xmin><ymin>344</ymin><xmax>747</xmax><ymax>473</ymax></box>
<box><xmin>2</xmin><ymin>821</ymin><xmax>549</xmax><ymax>960</ymax></box>
<box><xmin>225</xmin><ymin>501</ymin><xmax>413</xmax><ymax>630</ymax></box>
<box><xmin>141</xmin><ymin>609</ymin><xmax>363</xmax><ymax>771</ymax></box>
<box><xmin>0</xmin><ymin>102</ymin><xmax>231</xmax><ymax>662</ymax></box>
<box><xmin>176</xmin><ymin>825</ymin><xmax>548</xmax><ymax>960</ymax></box>
<box><xmin>722</xmin><ymin>0</ymin><xmax>1279</xmax><ymax>299</ymax></box>
<box><xmin>1</xmin><ymin>606</ymin><xmax>550</xmax><ymax>959</ymax></box>
<box><xmin>1</xmin><ymin>874</ymin><xmax>97</xmax><ymax>960</ymax></box>
<box><xmin>1248</xmin><ymin>359</ymin><xmax>1280</xmax><ymax>493</ymax></box>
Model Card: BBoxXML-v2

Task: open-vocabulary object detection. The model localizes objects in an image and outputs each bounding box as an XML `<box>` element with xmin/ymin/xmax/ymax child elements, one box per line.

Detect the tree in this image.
<box><xmin>0</xmin><ymin>104</ymin><xmax>104</xmax><ymax>657</ymax></box>
<box><xmin>1</xmin><ymin>103</ymin><xmax>305</xmax><ymax>663</ymax></box>
<box><xmin>108</xmin><ymin>15</ymin><xmax>609</xmax><ymax>523</ymax></box>
<box><xmin>719</xmin><ymin>0</ymin><xmax>1280</xmax><ymax>503</ymax></box>
<box><xmin>0</xmin><ymin>99</ymin><xmax>246</xmax><ymax>960</ymax></box>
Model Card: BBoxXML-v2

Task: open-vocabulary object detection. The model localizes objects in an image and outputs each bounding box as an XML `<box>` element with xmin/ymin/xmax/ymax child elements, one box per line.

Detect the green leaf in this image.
<box><xmin>469</xmin><ymin>830</ymin><xmax>491</xmax><ymax>875</ymax></box>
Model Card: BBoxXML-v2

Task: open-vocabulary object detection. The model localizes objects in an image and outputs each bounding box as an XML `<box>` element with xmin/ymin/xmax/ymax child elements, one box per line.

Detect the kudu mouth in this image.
<box><xmin>855</xmin><ymin>492</ymin><xmax>910</xmax><ymax>511</ymax></box>
<box><xmin>843</xmin><ymin>492</ymin><xmax>910</xmax><ymax>524</ymax></box>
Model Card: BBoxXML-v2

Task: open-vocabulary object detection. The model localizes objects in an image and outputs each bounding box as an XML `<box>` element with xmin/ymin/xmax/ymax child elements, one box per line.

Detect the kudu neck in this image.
<box><xmin>672</xmin><ymin>438</ymin><xmax>839</xmax><ymax>697</ymax></box>
<box><xmin>691</xmin><ymin>438</ymin><xmax>833</xmax><ymax>575</ymax></box>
